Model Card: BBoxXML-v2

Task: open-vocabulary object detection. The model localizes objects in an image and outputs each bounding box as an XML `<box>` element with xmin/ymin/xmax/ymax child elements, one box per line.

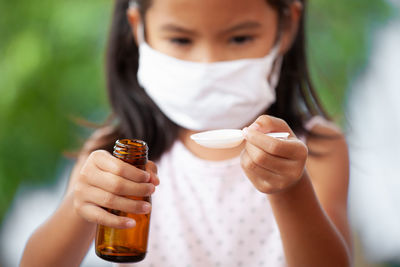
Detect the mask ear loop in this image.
<box><xmin>128</xmin><ymin>0</ymin><xmax>145</xmax><ymax>45</ymax></box>
<box><xmin>136</xmin><ymin>22</ymin><xmax>145</xmax><ymax>44</ymax></box>
<box><xmin>268</xmin><ymin>5</ymin><xmax>289</xmax><ymax>88</ymax></box>
<box><xmin>129</xmin><ymin>0</ymin><xmax>139</xmax><ymax>9</ymax></box>
<box><xmin>270</xmin><ymin>55</ymin><xmax>283</xmax><ymax>89</ymax></box>
<box><xmin>267</xmin><ymin>41</ymin><xmax>283</xmax><ymax>89</ymax></box>
<box><xmin>269</xmin><ymin>5</ymin><xmax>292</xmax><ymax>88</ymax></box>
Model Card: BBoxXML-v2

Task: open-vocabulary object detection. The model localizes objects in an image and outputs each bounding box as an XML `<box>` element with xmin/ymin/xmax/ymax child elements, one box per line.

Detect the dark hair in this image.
<box><xmin>96</xmin><ymin>0</ymin><xmax>329</xmax><ymax>161</ymax></box>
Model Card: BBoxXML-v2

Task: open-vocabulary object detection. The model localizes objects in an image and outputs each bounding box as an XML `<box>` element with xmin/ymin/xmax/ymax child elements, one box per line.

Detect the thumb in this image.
<box><xmin>246</xmin><ymin>115</ymin><xmax>295</xmax><ymax>137</ymax></box>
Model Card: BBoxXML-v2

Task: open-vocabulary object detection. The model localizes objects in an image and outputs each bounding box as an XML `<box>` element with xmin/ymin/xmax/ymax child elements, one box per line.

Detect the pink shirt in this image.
<box><xmin>116</xmin><ymin>139</ymin><xmax>287</xmax><ymax>267</ymax></box>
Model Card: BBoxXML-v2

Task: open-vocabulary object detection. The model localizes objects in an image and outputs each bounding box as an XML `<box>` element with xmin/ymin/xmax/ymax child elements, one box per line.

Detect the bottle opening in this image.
<box><xmin>114</xmin><ymin>139</ymin><xmax>148</xmax><ymax>154</ymax></box>
<box><xmin>117</xmin><ymin>139</ymin><xmax>147</xmax><ymax>148</ymax></box>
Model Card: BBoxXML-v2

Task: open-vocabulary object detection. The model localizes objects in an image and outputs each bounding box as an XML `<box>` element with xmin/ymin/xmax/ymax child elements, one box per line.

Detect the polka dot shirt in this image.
<box><xmin>115</xmin><ymin>140</ymin><xmax>286</xmax><ymax>267</ymax></box>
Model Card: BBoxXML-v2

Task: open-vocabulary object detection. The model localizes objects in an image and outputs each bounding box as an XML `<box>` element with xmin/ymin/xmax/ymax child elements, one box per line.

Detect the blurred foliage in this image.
<box><xmin>0</xmin><ymin>0</ymin><xmax>112</xmax><ymax>223</ymax></box>
<box><xmin>0</xmin><ymin>0</ymin><xmax>392</xmax><ymax>223</ymax></box>
<box><xmin>307</xmin><ymin>1</ymin><xmax>392</xmax><ymax>119</ymax></box>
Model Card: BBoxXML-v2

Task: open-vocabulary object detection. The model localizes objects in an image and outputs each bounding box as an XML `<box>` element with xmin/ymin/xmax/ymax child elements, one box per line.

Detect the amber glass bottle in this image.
<box><xmin>95</xmin><ymin>139</ymin><xmax>151</xmax><ymax>263</ymax></box>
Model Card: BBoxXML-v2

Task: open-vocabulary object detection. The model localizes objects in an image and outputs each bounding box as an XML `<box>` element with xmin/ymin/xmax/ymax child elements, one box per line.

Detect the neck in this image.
<box><xmin>179</xmin><ymin>129</ymin><xmax>245</xmax><ymax>161</ymax></box>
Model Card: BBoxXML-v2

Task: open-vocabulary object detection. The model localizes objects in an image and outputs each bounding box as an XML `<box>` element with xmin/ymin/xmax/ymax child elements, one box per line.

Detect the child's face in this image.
<box><xmin>137</xmin><ymin>0</ymin><xmax>283</xmax><ymax>62</ymax></box>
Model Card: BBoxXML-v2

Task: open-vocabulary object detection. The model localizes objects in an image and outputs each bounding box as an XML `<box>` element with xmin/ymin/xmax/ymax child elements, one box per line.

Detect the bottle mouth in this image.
<box><xmin>114</xmin><ymin>139</ymin><xmax>148</xmax><ymax>155</ymax></box>
<box><xmin>116</xmin><ymin>139</ymin><xmax>147</xmax><ymax>148</ymax></box>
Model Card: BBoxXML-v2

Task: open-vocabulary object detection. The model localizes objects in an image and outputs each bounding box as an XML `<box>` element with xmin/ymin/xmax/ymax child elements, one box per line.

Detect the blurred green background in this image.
<box><xmin>0</xmin><ymin>1</ymin><xmax>111</xmax><ymax>223</ymax></box>
<box><xmin>0</xmin><ymin>0</ymin><xmax>394</xmax><ymax>265</ymax></box>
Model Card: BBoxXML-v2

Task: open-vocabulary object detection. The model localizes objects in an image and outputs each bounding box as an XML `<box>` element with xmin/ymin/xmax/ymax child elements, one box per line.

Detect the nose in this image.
<box><xmin>193</xmin><ymin>43</ymin><xmax>225</xmax><ymax>63</ymax></box>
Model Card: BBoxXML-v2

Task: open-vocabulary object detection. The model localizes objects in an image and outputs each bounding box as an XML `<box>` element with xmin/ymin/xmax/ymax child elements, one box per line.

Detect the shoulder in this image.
<box><xmin>304</xmin><ymin>116</ymin><xmax>348</xmax><ymax>181</ymax></box>
<box><xmin>304</xmin><ymin>116</ymin><xmax>349</xmax><ymax>202</ymax></box>
<box><xmin>304</xmin><ymin>116</ymin><xmax>347</xmax><ymax>156</ymax></box>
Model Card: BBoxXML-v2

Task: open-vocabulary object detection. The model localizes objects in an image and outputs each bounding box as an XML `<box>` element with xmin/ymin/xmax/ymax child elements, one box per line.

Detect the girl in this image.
<box><xmin>21</xmin><ymin>0</ymin><xmax>352</xmax><ymax>266</ymax></box>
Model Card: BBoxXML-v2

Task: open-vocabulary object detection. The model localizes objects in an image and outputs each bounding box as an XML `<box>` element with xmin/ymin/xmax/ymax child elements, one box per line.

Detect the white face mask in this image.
<box><xmin>137</xmin><ymin>25</ymin><xmax>282</xmax><ymax>131</ymax></box>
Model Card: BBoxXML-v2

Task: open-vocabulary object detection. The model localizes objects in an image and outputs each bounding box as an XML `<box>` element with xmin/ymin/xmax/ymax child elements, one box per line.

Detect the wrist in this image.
<box><xmin>267</xmin><ymin>171</ymin><xmax>310</xmax><ymax>203</ymax></box>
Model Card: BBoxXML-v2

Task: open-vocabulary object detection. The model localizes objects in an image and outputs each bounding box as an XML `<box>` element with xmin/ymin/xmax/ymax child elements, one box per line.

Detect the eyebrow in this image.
<box><xmin>160</xmin><ymin>20</ymin><xmax>262</xmax><ymax>35</ymax></box>
<box><xmin>160</xmin><ymin>24</ymin><xmax>197</xmax><ymax>35</ymax></box>
<box><xmin>221</xmin><ymin>21</ymin><xmax>263</xmax><ymax>34</ymax></box>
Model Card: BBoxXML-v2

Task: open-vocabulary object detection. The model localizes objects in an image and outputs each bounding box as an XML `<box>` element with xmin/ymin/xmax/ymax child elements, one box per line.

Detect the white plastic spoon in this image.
<box><xmin>190</xmin><ymin>129</ymin><xmax>290</xmax><ymax>149</ymax></box>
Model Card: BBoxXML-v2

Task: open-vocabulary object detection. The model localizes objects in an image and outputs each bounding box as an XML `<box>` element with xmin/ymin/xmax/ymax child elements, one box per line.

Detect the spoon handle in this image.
<box><xmin>265</xmin><ymin>132</ymin><xmax>290</xmax><ymax>140</ymax></box>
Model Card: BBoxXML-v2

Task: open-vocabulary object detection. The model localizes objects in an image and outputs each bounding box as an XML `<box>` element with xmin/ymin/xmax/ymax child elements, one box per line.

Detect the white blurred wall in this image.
<box><xmin>347</xmin><ymin>9</ymin><xmax>400</xmax><ymax>263</ymax></box>
<box><xmin>0</xmin><ymin>167</ymin><xmax>111</xmax><ymax>267</ymax></box>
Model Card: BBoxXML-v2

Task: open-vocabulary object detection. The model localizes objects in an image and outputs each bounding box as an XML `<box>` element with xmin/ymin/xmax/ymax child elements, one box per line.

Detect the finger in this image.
<box><xmin>245</xmin><ymin>141</ymin><xmax>295</xmax><ymax>173</ymax></box>
<box><xmin>240</xmin><ymin>150</ymin><xmax>283</xmax><ymax>194</ymax></box>
<box><xmin>85</xmin><ymin>167</ymin><xmax>155</xmax><ymax>197</ymax></box>
<box><xmin>245</xmin><ymin>141</ymin><xmax>306</xmax><ymax>181</ymax></box>
<box><xmin>79</xmin><ymin>204</ymin><xmax>136</xmax><ymax>229</ymax></box>
<box><xmin>85</xmin><ymin>186</ymin><xmax>151</xmax><ymax>214</ymax></box>
<box><xmin>240</xmin><ymin>149</ymin><xmax>281</xmax><ymax>179</ymax></box>
<box><xmin>88</xmin><ymin>150</ymin><xmax>151</xmax><ymax>183</ymax></box>
<box><xmin>245</xmin><ymin>128</ymin><xmax>307</xmax><ymax>159</ymax></box>
<box><xmin>146</xmin><ymin>161</ymin><xmax>158</xmax><ymax>174</ymax></box>
<box><xmin>247</xmin><ymin>115</ymin><xmax>295</xmax><ymax>137</ymax></box>
<box><xmin>146</xmin><ymin>161</ymin><xmax>160</xmax><ymax>186</ymax></box>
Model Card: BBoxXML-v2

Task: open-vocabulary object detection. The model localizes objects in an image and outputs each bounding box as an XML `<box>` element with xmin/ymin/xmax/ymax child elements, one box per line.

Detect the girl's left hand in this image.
<box><xmin>241</xmin><ymin>115</ymin><xmax>308</xmax><ymax>194</ymax></box>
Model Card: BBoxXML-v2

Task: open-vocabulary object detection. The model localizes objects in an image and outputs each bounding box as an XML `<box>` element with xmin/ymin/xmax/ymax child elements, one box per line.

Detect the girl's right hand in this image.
<box><xmin>72</xmin><ymin>150</ymin><xmax>159</xmax><ymax>229</ymax></box>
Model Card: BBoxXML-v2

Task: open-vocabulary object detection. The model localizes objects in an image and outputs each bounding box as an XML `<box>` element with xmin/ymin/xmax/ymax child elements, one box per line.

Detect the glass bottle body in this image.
<box><xmin>95</xmin><ymin>139</ymin><xmax>150</xmax><ymax>263</ymax></box>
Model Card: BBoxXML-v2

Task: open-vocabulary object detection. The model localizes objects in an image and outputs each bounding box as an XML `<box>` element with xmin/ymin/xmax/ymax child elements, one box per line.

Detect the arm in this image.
<box><xmin>268</xmin><ymin>172</ymin><xmax>351</xmax><ymax>267</ymax></box>
<box><xmin>241</xmin><ymin>115</ymin><xmax>352</xmax><ymax>267</ymax></box>
<box><xmin>21</xmin><ymin>130</ymin><xmax>159</xmax><ymax>267</ymax></box>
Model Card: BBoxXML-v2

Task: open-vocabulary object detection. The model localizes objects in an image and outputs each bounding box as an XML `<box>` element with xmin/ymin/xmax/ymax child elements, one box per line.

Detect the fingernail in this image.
<box><xmin>126</xmin><ymin>219</ymin><xmax>136</xmax><ymax>228</ymax></box>
<box><xmin>142</xmin><ymin>203</ymin><xmax>151</xmax><ymax>213</ymax></box>
<box><xmin>249</xmin><ymin>122</ymin><xmax>260</xmax><ymax>131</ymax></box>
<box><xmin>151</xmin><ymin>184</ymin><xmax>156</xmax><ymax>193</ymax></box>
<box><xmin>154</xmin><ymin>174</ymin><xmax>160</xmax><ymax>185</ymax></box>
<box><xmin>242</xmin><ymin>127</ymin><xmax>249</xmax><ymax>138</ymax></box>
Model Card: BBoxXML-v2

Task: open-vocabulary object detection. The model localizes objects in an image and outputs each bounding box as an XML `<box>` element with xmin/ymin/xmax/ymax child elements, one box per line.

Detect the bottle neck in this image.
<box><xmin>113</xmin><ymin>139</ymin><xmax>148</xmax><ymax>169</ymax></box>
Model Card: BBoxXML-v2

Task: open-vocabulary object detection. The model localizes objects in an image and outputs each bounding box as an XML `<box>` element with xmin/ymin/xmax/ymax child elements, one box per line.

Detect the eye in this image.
<box><xmin>229</xmin><ymin>35</ymin><xmax>254</xmax><ymax>45</ymax></box>
<box><xmin>170</xmin><ymin>37</ymin><xmax>192</xmax><ymax>46</ymax></box>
